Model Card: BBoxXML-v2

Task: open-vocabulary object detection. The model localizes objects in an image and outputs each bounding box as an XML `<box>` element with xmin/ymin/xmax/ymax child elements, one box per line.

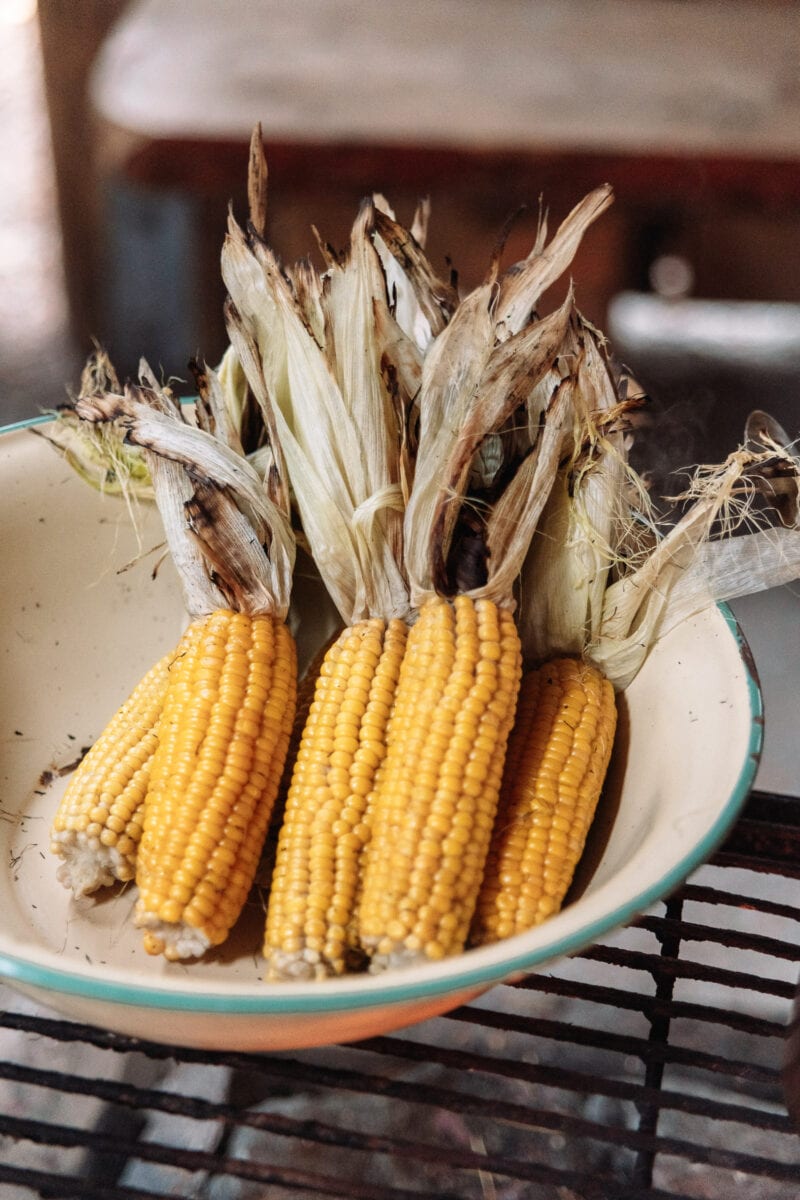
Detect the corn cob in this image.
<box><xmin>264</xmin><ymin>617</ymin><xmax>407</xmax><ymax>979</ymax></box>
<box><xmin>71</xmin><ymin>356</ymin><xmax>297</xmax><ymax>960</ymax></box>
<box><xmin>470</xmin><ymin>657</ymin><xmax>617</xmax><ymax>944</ymax></box>
<box><xmin>50</xmin><ymin>645</ymin><xmax>178</xmax><ymax>895</ymax></box>
<box><xmin>358</xmin><ymin>595</ymin><xmax>521</xmax><ymax>967</ymax></box>
<box><xmin>471</xmin><ymin>312</ymin><xmax>784</xmax><ymax>945</ymax></box>
<box><xmin>137</xmin><ymin>608</ymin><xmax>296</xmax><ymax>959</ymax></box>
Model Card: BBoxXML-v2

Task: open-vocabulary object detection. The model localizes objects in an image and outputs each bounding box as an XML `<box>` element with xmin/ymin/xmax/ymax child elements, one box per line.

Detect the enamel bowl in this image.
<box><xmin>0</xmin><ymin>418</ymin><xmax>762</xmax><ymax>1051</ymax></box>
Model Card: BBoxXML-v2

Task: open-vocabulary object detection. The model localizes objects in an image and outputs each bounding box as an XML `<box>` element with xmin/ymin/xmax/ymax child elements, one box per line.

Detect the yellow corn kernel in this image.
<box><xmin>358</xmin><ymin>595</ymin><xmax>522</xmax><ymax>970</ymax></box>
<box><xmin>470</xmin><ymin>656</ymin><xmax>617</xmax><ymax>945</ymax></box>
<box><xmin>135</xmin><ymin>608</ymin><xmax>297</xmax><ymax>961</ymax></box>
<box><xmin>48</xmin><ymin>637</ymin><xmax>192</xmax><ymax>896</ymax></box>
<box><xmin>272</xmin><ymin>626</ymin><xmax>343</xmax><ymax>816</ymax></box>
<box><xmin>264</xmin><ymin>617</ymin><xmax>407</xmax><ymax>980</ymax></box>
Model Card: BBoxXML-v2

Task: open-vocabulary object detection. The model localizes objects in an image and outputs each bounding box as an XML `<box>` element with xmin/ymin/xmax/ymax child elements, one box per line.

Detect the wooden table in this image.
<box><xmin>39</xmin><ymin>0</ymin><xmax>800</xmax><ymax>374</ymax></box>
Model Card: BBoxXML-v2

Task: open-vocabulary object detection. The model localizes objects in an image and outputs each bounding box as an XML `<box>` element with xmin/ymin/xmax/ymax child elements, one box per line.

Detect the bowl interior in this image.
<box><xmin>0</xmin><ymin>421</ymin><xmax>761</xmax><ymax>1032</ymax></box>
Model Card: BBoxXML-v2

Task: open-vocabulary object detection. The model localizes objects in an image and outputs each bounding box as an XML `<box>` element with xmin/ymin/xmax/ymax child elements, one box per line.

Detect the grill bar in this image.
<box><xmin>0</xmin><ymin>1111</ymin><xmax>639</xmax><ymax>1199</ymax></box>
<box><xmin>680</xmin><ymin>881</ymin><xmax>800</xmax><ymax>922</ymax></box>
<box><xmin>636</xmin><ymin>914</ymin><xmax>800</xmax><ymax>962</ymax></box>
<box><xmin>3</xmin><ymin>1094</ymin><xmax>797</xmax><ymax>1195</ymax></box>
<box><xmin>516</xmin><ymin>973</ymin><xmax>788</xmax><ymax>1038</ymax></box>
<box><xmin>632</xmin><ymin>892</ymin><xmax>684</xmax><ymax>1187</ymax></box>
<box><xmin>436</xmin><ymin>1014</ymin><xmax>783</xmax><ymax>1087</ymax></box>
<box><xmin>0</xmin><ymin>1024</ymin><xmax>792</xmax><ymax>1136</ymax></box>
<box><xmin>0</xmin><ymin>1165</ymin><xmax>163</xmax><ymax>1200</ymax></box>
<box><xmin>1</xmin><ymin>1113</ymin><xmax>470</xmax><ymax>1200</ymax></box>
<box><xmin>714</xmin><ymin>792</ymin><xmax>800</xmax><ymax>877</ymax></box>
<box><xmin>579</xmin><ymin>943</ymin><xmax>797</xmax><ymax>999</ymax></box>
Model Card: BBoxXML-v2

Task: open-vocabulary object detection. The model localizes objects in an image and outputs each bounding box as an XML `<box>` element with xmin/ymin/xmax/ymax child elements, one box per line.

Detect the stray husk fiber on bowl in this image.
<box><xmin>44</xmin><ymin>126</ymin><xmax>800</xmax><ymax>987</ymax></box>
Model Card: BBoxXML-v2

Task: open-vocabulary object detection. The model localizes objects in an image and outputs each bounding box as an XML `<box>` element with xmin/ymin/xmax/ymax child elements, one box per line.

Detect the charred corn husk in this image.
<box><xmin>70</xmin><ymin>356</ymin><xmax>297</xmax><ymax>960</ymax></box>
<box><xmin>50</xmin><ymin>646</ymin><xmax>177</xmax><ymax>895</ymax></box>
<box><xmin>470</xmin><ymin>656</ymin><xmax>617</xmax><ymax>944</ymax></box>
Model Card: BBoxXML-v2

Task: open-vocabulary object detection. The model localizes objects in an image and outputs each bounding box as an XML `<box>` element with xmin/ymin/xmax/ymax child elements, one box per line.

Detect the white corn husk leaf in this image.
<box><xmin>401</xmin><ymin>281</ymin><xmax>500</xmax><ymax>603</ymax></box>
<box><xmin>588</xmin><ymin>444</ymin><xmax>800</xmax><ymax>689</ymax></box>
<box><xmin>222</xmin><ymin>217</ymin><xmax>292</xmax><ymax>408</ymax></box>
<box><xmin>657</xmin><ymin>525</ymin><xmax>800</xmax><ymax>638</ymax></box>
<box><xmin>495</xmin><ymin>185</ymin><xmax>614</xmax><ymax>339</ymax></box>
<box><xmin>479</xmin><ymin>377</ymin><xmax>575</xmax><ymax>603</ymax></box>
<box><xmin>513</xmin><ymin>324</ymin><xmax>800</xmax><ymax>692</ymax></box>
<box><xmin>215</xmin><ymin>343</ymin><xmax>254</xmax><ymax>445</ymax></box>
<box><xmin>74</xmin><ymin>370</ymin><xmax>295</xmax><ymax>620</ymax></box>
<box><xmin>38</xmin><ymin>410</ymin><xmax>155</xmax><ymax>503</ymax></box>
<box><xmin>218</xmin><ymin>302</ymin><xmax>294</xmax><ymax>523</ymax></box>
<box><xmin>191</xmin><ymin>356</ymin><xmax>246</xmax><ymax>459</ymax></box>
<box><xmin>370</xmin><ymin>296</ymin><xmax>423</xmax><ymax>506</ymax></box>
<box><xmin>517</xmin><ymin>315</ymin><xmax>645</xmax><ymax>663</ymax></box>
<box><xmin>215</xmin><ymin>341</ymin><xmax>281</xmax><ymax>488</ymax></box>
<box><xmin>40</xmin><ymin>352</ymin><xmax>154</xmax><ymax>507</ymax></box>
<box><xmin>430</xmin><ymin>297</ymin><xmax>576</xmax><ymax>601</ymax></box>
<box><xmin>47</xmin><ymin>345</ymin><xmax>280</xmax><ymax>504</ymax></box>
<box><xmin>285</xmin><ymin>256</ymin><xmax>327</xmax><ymax>349</ymax></box>
<box><xmin>371</xmin><ymin>202</ymin><xmax>457</xmax><ymax>349</ymax></box>
<box><xmin>402</xmin><ymin>288</ymin><xmax>575</xmax><ymax>606</ymax></box>
<box><xmin>222</xmin><ymin>203</ymin><xmax>414</xmax><ymax>627</ymax></box>
<box><xmin>372</xmin><ymin>194</ymin><xmax>435</xmax><ymax>353</ymax></box>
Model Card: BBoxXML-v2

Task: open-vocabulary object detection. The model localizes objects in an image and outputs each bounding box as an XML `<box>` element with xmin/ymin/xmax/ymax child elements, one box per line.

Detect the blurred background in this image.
<box><xmin>1</xmin><ymin>0</ymin><xmax>799</xmax><ymax>463</ymax></box>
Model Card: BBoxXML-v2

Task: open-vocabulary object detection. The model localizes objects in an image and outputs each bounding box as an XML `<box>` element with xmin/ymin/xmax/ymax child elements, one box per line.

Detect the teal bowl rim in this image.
<box><xmin>0</xmin><ymin>416</ymin><xmax>764</xmax><ymax>1015</ymax></box>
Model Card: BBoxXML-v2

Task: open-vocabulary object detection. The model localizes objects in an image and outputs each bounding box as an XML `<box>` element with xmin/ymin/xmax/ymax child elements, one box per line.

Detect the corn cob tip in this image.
<box><xmin>265</xmin><ymin>946</ymin><xmax>363</xmax><ymax>984</ymax></box>
<box><xmin>48</xmin><ymin>649</ymin><xmax>172</xmax><ymax>898</ymax></box>
<box><xmin>136</xmin><ymin>910</ymin><xmax>212</xmax><ymax>962</ymax></box>
<box><xmin>51</xmin><ymin>836</ymin><xmax>136</xmax><ymax>898</ymax></box>
<box><xmin>366</xmin><ymin>945</ymin><xmax>436</xmax><ymax>975</ymax></box>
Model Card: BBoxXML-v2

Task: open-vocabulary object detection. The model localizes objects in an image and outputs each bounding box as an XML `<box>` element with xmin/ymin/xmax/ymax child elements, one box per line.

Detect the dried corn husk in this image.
<box><xmin>74</xmin><ymin>363</ymin><xmax>295</xmax><ymax>621</ymax></box>
<box><xmin>590</xmin><ymin>441</ymin><xmax>800</xmax><ymax>687</ymax></box>
<box><xmin>614</xmin><ymin>431</ymin><xmax>800</xmax><ymax>673</ymax></box>
<box><xmin>371</xmin><ymin>198</ymin><xmax>457</xmax><ymax>351</ymax></box>
<box><xmin>512</xmin><ymin>287</ymin><xmax>800</xmax><ymax>689</ymax></box>
<box><xmin>520</xmin><ymin>370</ymin><xmax>800</xmax><ymax>690</ymax></box>
<box><xmin>39</xmin><ymin>355</ymin><xmax>154</xmax><ymax>506</ymax></box>
<box><xmin>221</xmin><ymin>143</ymin><xmax>416</xmax><ymax>627</ymax></box>
<box><xmin>397</xmin><ymin>184</ymin><xmax>614</xmax><ymax>608</ymax></box>
<box><xmin>517</xmin><ymin>313</ymin><xmax>648</xmax><ymax>663</ymax></box>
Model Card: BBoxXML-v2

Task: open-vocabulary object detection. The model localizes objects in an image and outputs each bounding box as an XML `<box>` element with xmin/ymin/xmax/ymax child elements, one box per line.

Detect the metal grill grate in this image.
<box><xmin>1</xmin><ymin>789</ymin><xmax>798</xmax><ymax>1200</ymax></box>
